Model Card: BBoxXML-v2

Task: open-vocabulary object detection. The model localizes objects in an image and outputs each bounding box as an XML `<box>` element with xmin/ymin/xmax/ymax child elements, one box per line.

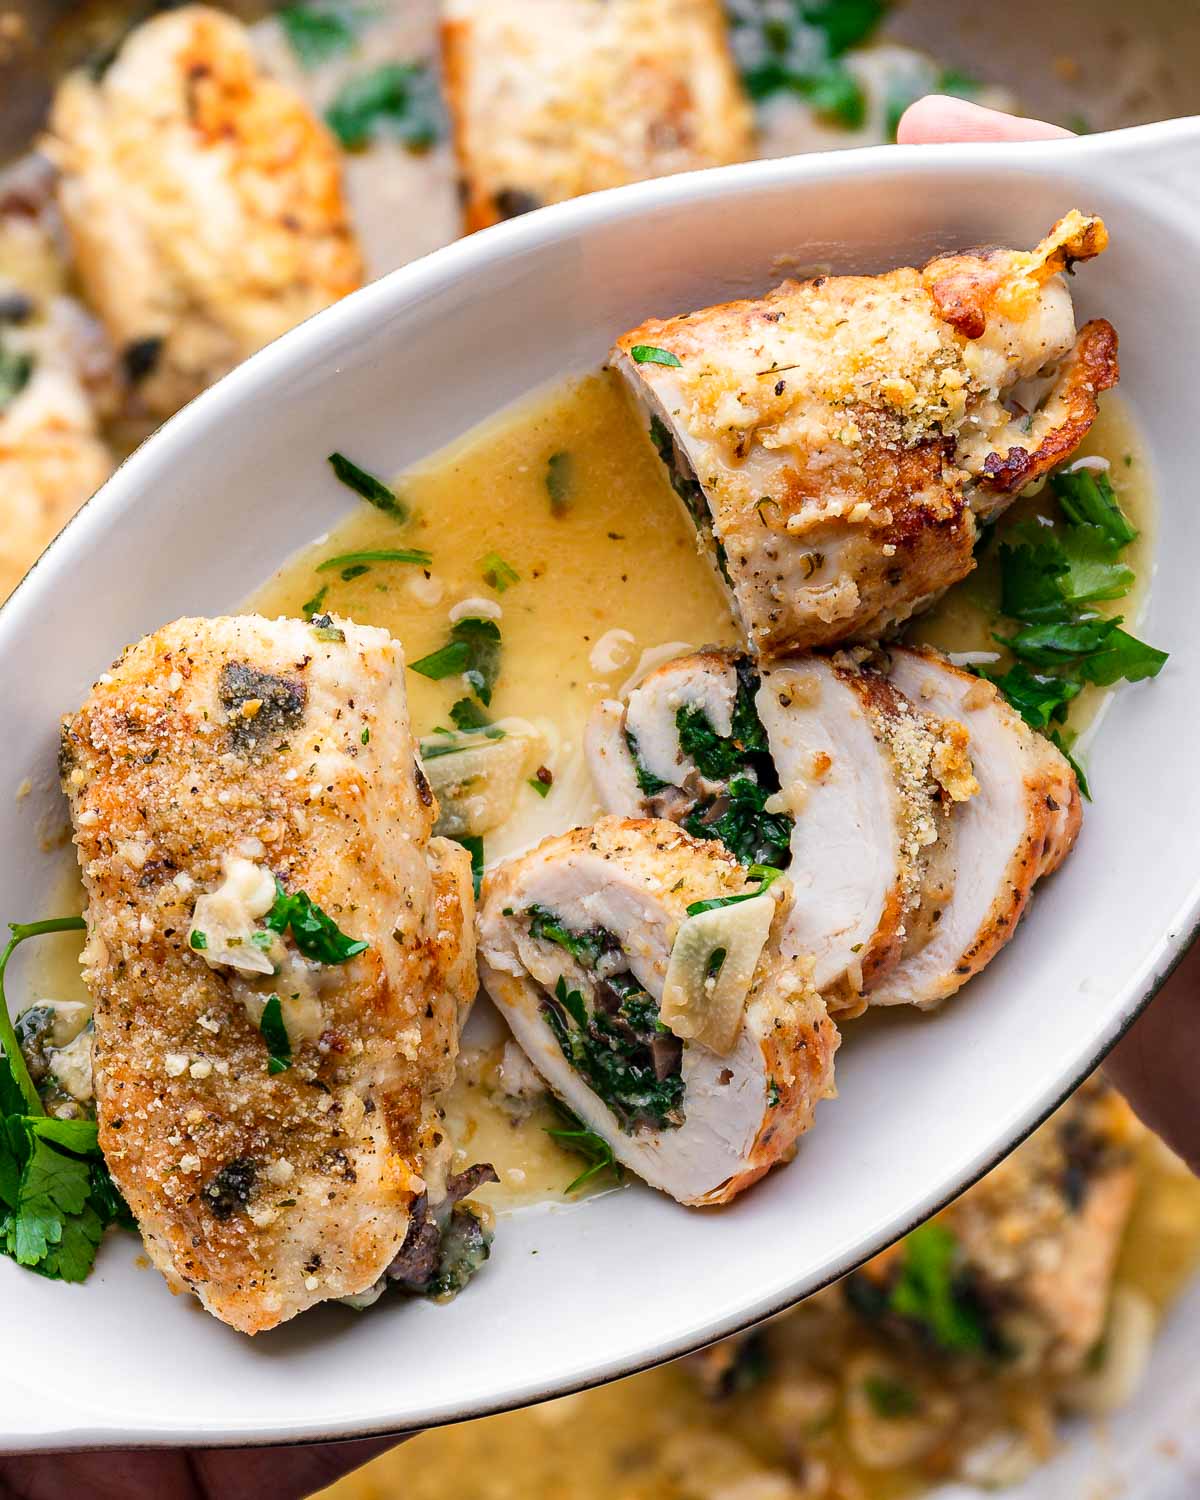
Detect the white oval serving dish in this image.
<box><xmin>1</xmin><ymin>117</ymin><xmax>1198</xmax><ymax>1451</ymax></box>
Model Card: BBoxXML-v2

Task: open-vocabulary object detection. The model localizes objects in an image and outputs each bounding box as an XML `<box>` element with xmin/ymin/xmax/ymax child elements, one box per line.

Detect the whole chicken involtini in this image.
<box><xmin>45</xmin><ymin>5</ymin><xmax>364</xmax><ymax>417</ymax></box>
<box><xmin>60</xmin><ymin>614</ymin><xmax>479</xmax><ymax>1333</ymax></box>
<box><xmin>478</xmin><ymin>817</ymin><xmax>838</xmax><ymax>1205</ymax></box>
<box><xmin>613</xmin><ymin>212</ymin><xmax>1118</xmax><ymax>656</ymax></box>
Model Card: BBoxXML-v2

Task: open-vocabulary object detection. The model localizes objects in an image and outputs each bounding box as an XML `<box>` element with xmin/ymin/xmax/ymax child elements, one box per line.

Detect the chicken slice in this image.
<box><xmin>587</xmin><ymin>649</ymin><xmax>977</xmax><ymax>1011</ymax></box>
<box><xmin>60</xmin><ymin>614</ymin><xmax>477</xmax><ymax>1334</ymax></box>
<box><xmin>478</xmin><ymin>818</ymin><xmax>838</xmax><ymax>1205</ymax></box>
<box><xmin>846</xmin><ymin>1078</ymin><xmax>1139</xmax><ymax>1377</ymax></box>
<box><xmin>0</xmin><ymin>158</ymin><xmax>116</xmax><ymax>600</ymax></box>
<box><xmin>440</xmin><ymin>0</ymin><xmax>753</xmax><ymax>232</ymax></box>
<box><xmin>865</xmin><ymin>646</ymin><xmax>1081</xmax><ymax>1010</ymax></box>
<box><xmin>45</xmin><ymin>5</ymin><xmax>364</xmax><ymax>417</ymax></box>
<box><xmin>613</xmin><ymin>212</ymin><xmax>1117</xmax><ymax>656</ymax></box>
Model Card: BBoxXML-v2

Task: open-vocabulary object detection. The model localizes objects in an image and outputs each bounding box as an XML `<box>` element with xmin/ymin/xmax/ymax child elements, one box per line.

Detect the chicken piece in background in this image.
<box><xmin>440</xmin><ymin>0</ymin><xmax>754</xmax><ymax>232</ymax></box>
<box><xmin>253</xmin><ymin>0</ymin><xmax>460</xmax><ymax>278</ymax></box>
<box><xmin>0</xmin><ymin>154</ymin><xmax>115</xmax><ymax>601</ymax></box>
<box><xmin>614</xmin><ymin>212</ymin><xmax>1117</xmax><ymax>656</ymax></box>
<box><xmin>60</xmin><ymin>613</ymin><xmax>479</xmax><ymax>1333</ymax></box>
<box><xmin>44</xmin><ymin>4</ymin><xmax>363</xmax><ymax>418</ymax></box>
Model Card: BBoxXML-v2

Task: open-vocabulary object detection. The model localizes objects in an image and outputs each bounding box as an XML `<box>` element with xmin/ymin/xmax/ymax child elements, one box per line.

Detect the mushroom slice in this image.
<box><xmin>612</xmin><ymin>212</ymin><xmax>1116</xmax><ymax>656</ymax></box>
<box><xmin>477</xmin><ymin>818</ymin><xmax>838</xmax><ymax>1206</ymax></box>
<box><xmin>866</xmin><ymin>646</ymin><xmax>1082</xmax><ymax>1010</ymax></box>
<box><xmin>586</xmin><ymin>650</ymin><xmax>977</xmax><ymax>1011</ymax></box>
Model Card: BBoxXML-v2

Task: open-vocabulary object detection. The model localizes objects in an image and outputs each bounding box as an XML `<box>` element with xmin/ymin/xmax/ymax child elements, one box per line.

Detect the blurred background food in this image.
<box><xmin>2</xmin><ymin>2</ymin><xmax>1199</xmax><ymax>1496</ymax></box>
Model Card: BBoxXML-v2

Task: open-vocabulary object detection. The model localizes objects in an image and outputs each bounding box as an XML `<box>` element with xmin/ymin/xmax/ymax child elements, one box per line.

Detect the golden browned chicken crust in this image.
<box><xmin>614</xmin><ymin>212</ymin><xmax>1116</xmax><ymax>656</ymax></box>
<box><xmin>45</xmin><ymin>6</ymin><xmax>364</xmax><ymax>416</ymax></box>
<box><xmin>61</xmin><ymin>615</ymin><xmax>475</xmax><ymax>1334</ymax></box>
<box><xmin>441</xmin><ymin>0</ymin><xmax>753</xmax><ymax>233</ymax></box>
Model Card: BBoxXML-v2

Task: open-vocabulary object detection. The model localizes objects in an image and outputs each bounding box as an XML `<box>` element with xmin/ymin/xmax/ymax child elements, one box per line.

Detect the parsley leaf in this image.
<box><xmin>328</xmin><ymin>452</ymin><xmax>408</xmax><ymax>519</ymax></box>
<box><xmin>974</xmin><ymin>663</ymin><xmax>1080</xmax><ymax>730</ymax></box>
<box><xmin>480</xmin><ymin>552</ymin><xmax>519</xmax><ymax>592</ymax></box>
<box><xmin>630</xmin><ymin>345</ymin><xmax>682</xmax><ymax>367</ymax></box>
<box><xmin>544</xmin><ymin>1100</ymin><xmax>622</xmax><ymax>1194</ymax></box>
<box><xmin>1076</xmin><ymin>628</ymin><xmax>1169</xmax><ymax>687</ymax></box>
<box><xmin>994</xmin><ymin>615</ymin><xmax>1122</xmax><ymax>667</ymax></box>
<box><xmin>1049</xmin><ymin>729</ymin><xmax>1091</xmax><ymax>801</ymax></box>
<box><xmin>326</xmin><ymin>61</ymin><xmax>441</xmax><ymax>152</ymax></box>
<box><xmin>301</xmin><ymin>585</ymin><xmax>328</xmax><ymax>620</ymax></box>
<box><xmin>545</xmin><ymin>451</ymin><xmax>574</xmax><ymax>515</ymax></box>
<box><xmin>0</xmin><ymin>337</ymin><xmax>33</xmax><ymax>412</ymax></box>
<box><xmin>266</xmin><ymin>881</ymin><xmax>368</xmax><ymax>965</ymax></box>
<box><xmin>259</xmin><ymin>995</ymin><xmax>292</xmax><ymax>1075</ymax></box>
<box><xmin>455</xmin><ymin>835</ymin><xmax>484</xmax><ymax>900</ymax></box>
<box><xmin>888</xmin><ymin>1223</ymin><xmax>989</xmax><ymax>1353</ymax></box>
<box><xmin>410</xmin><ymin>617</ymin><xmax>501</xmax><ymax>704</ymax></box>
<box><xmin>685</xmin><ymin>864</ymin><xmax>784</xmax><ymax>917</ymax></box>
<box><xmin>317</xmin><ymin>547</ymin><xmax>431</xmax><ymax>573</ymax></box>
<box><xmin>278</xmin><ymin>1</ymin><xmax>360</xmax><ymax>68</ymax></box>
<box><xmin>1050</xmin><ymin>467</ymin><xmax>1138</xmax><ymax>549</ymax></box>
<box><xmin>726</xmin><ymin>0</ymin><xmax>884</xmax><ymax>125</ymax></box>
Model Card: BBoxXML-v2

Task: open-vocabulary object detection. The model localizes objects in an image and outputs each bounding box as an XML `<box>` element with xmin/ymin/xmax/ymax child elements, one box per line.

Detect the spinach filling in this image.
<box><xmin>647</xmin><ymin>417</ymin><xmax>734</xmax><ymax>588</ymax></box>
<box><xmin>665</xmin><ymin>658</ymin><xmax>794</xmax><ymax>869</ymax></box>
<box><xmin>527</xmin><ymin>908</ymin><xmax>684</xmax><ymax>1133</ymax></box>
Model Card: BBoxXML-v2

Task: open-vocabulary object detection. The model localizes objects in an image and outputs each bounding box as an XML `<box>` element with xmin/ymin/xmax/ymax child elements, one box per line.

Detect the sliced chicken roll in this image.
<box><xmin>45</xmin><ymin>6</ymin><xmax>363</xmax><ymax>417</ymax></box>
<box><xmin>61</xmin><ymin>613</ymin><xmax>478</xmax><ymax>1333</ymax></box>
<box><xmin>613</xmin><ymin>212</ymin><xmax>1117</xmax><ymax>656</ymax></box>
<box><xmin>587</xmin><ymin>650</ymin><xmax>977</xmax><ymax>1011</ymax></box>
<box><xmin>865</xmin><ymin>646</ymin><xmax>1082</xmax><ymax>1010</ymax></box>
<box><xmin>478</xmin><ymin>818</ymin><xmax>838</xmax><ymax>1205</ymax></box>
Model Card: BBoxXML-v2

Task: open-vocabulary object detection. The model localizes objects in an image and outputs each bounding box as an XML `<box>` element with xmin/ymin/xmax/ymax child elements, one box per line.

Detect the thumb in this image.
<box><xmin>897</xmin><ymin>96</ymin><xmax>1073</xmax><ymax>145</ymax></box>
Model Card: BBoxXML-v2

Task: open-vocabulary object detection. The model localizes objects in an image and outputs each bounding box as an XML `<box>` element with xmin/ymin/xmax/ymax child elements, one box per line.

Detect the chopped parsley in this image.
<box><xmin>975</xmin><ymin>464</ymin><xmax>1166</xmax><ymax>788</ymax></box>
<box><xmin>266</xmin><ymin>880</ymin><xmax>368</xmax><ymax>965</ymax></box>
<box><xmin>630</xmin><ymin>344</ymin><xmax>682</xmax><ymax>367</ymax></box>
<box><xmin>189</xmin><ymin>930</ymin><xmax>208</xmax><ymax>951</ymax></box>
<box><xmin>317</xmin><ymin>547</ymin><xmax>432</xmax><ymax>574</ymax></box>
<box><xmin>301</xmin><ymin>584</ymin><xmax>328</xmax><ymax>620</ymax></box>
<box><xmin>449</xmin><ymin>697</ymin><xmax>495</xmax><ymax>733</ymax></box>
<box><xmin>310</xmin><ymin>613</ymin><xmax>346</xmax><ymax>643</ymax></box>
<box><xmin>545</xmin><ymin>451</ymin><xmax>574</xmax><ymax>515</ymax></box>
<box><xmin>328</xmin><ymin>452</ymin><xmax>408</xmax><ymax>519</ymax></box>
<box><xmin>278</xmin><ymin>0</ymin><xmax>361</xmax><ymax>68</ymax></box>
<box><xmin>480</xmin><ymin>552</ymin><xmax>520</xmax><ymax>592</ymax></box>
<box><xmin>0</xmin><ymin>336</ymin><xmax>33</xmax><ymax>411</ymax></box>
<box><xmin>528</xmin><ymin>772</ymin><xmax>552</xmax><ymax>798</ymax></box>
<box><xmin>410</xmin><ymin>617</ymin><xmax>501</xmax><ymax>705</ymax></box>
<box><xmin>685</xmin><ymin>863</ymin><xmax>784</xmax><ymax>917</ymax></box>
<box><xmin>259</xmin><ymin>995</ymin><xmax>292</xmax><ymax>1075</ymax></box>
<box><xmin>727</xmin><ymin>0</ymin><xmax>887</xmax><ymax>129</ymax></box>
<box><xmin>766</xmin><ymin>1077</ymin><xmax>781</xmax><ymax>1109</ymax></box>
<box><xmin>326</xmin><ymin>61</ymin><xmax>442</xmax><ymax>152</ymax></box>
<box><xmin>544</xmin><ymin>1099</ymin><xmax>623</xmax><ymax>1194</ymax></box>
<box><xmin>0</xmin><ymin>917</ymin><xmax>134</xmax><ymax>1283</ymax></box>
<box><xmin>455</xmin><ymin>835</ymin><xmax>485</xmax><ymax>900</ymax></box>
<box><xmin>862</xmin><ymin>1373</ymin><xmax>920</xmax><ymax>1419</ymax></box>
<box><xmin>887</xmin><ymin>1223</ymin><xmax>991</xmax><ymax>1354</ymax></box>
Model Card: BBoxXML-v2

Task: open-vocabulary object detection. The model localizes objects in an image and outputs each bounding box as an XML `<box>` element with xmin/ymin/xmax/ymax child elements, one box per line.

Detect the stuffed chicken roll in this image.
<box><xmin>613</xmin><ymin>212</ymin><xmax>1118</xmax><ymax>656</ymax></box>
<box><xmin>60</xmin><ymin>613</ymin><xmax>478</xmax><ymax>1333</ymax></box>
<box><xmin>587</xmin><ymin>649</ymin><xmax>977</xmax><ymax>1011</ymax></box>
<box><xmin>477</xmin><ymin>818</ymin><xmax>838</xmax><ymax>1205</ymax></box>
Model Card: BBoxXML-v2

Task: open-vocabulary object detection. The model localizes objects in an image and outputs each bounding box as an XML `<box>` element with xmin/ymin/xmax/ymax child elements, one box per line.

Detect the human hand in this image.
<box><xmin>0</xmin><ymin>1435</ymin><xmax>399</xmax><ymax>1500</ymax></box>
<box><xmin>897</xmin><ymin>94</ymin><xmax>1200</xmax><ymax>1177</ymax></box>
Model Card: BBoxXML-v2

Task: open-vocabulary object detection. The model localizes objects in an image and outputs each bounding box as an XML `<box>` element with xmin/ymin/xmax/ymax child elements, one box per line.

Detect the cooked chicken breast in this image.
<box><xmin>45</xmin><ymin>6</ymin><xmax>363</xmax><ymax>417</ymax></box>
<box><xmin>865</xmin><ymin>646</ymin><xmax>1081</xmax><ymax>1010</ymax></box>
<box><xmin>0</xmin><ymin>163</ymin><xmax>115</xmax><ymax>600</ymax></box>
<box><xmin>587</xmin><ymin>649</ymin><xmax>977</xmax><ymax>1011</ymax></box>
<box><xmin>478</xmin><ymin>817</ymin><xmax>838</xmax><ymax>1206</ymax></box>
<box><xmin>60</xmin><ymin>614</ymin><xmax>476</xmax><ymax>1334</ymax></box>
<box><xmin>613</xmin><ymin>213</ymin><xmax>1117</xmax><ymax>656</ymax></box>
<box><xmin>848</xmin><ymin>1079</ymin><xmax>1139</xmax><ymax>1376</ymax></box>
<box><xmin>441</xmin><ymin>0</ymin><xmax>753</xmax><ymax>233</ymax></box>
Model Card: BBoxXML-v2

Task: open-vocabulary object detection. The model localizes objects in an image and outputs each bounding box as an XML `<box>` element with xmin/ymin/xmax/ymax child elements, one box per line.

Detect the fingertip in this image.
<box><xmin>896</xmin><ymin>95</ymin><xmax>1073</xmax><ymax>146</ymax></box>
